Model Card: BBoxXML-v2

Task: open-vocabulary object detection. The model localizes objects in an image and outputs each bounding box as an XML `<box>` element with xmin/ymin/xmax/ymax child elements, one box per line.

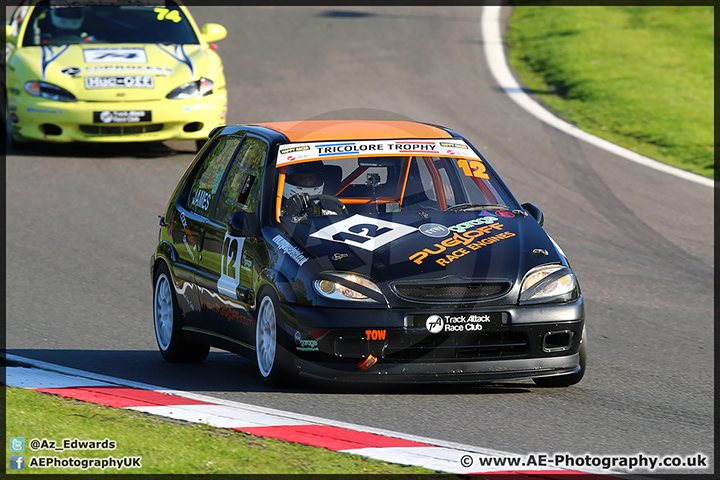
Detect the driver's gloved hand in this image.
<box><xmin>285</xmin><ymin>193</ymin><xmax>310</xmax><ymax>217</ymax></box>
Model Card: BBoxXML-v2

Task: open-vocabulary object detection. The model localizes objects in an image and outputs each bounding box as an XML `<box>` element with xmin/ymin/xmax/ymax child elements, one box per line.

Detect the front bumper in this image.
<box><xmin>281</xmin><ymin>297</ymin><xmax>585</xmax><ymax>383</ymax></box>
<box><xmin>293</xmin><ymin>354</ymin><xmax>581</xmax><ymax>384</ymax></box>
<box><xmin>7</xmin><ymin>92</ymin><xmax>227</xmax><ymax>143</ymax></box>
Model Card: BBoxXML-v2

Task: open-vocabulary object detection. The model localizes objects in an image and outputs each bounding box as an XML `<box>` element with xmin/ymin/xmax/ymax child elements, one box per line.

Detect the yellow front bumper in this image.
<box><xmin>8</xmin><ymin>91</ymin><xmax>227</xmax><ymax>143</ymax></box>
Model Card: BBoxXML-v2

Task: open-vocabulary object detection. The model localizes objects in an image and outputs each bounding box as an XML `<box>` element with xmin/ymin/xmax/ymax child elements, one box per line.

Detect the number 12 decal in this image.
<box><xmin>310</xmin><ymin>215</ymin><xmax>417</xmax><ymax>251</ymax></box>
<box><xmin>218</xmin><ymin>233</ymin><xmax>244</xmax><ymax>299</ymax></box>
<box><xmin>457</xmin><ymin>159</ymin><xmax>489</xmax><ymax>179</ymax></box>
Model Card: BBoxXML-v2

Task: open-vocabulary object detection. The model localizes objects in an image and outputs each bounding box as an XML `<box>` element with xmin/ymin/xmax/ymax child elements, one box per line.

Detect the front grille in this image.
<box><xmin>382</xmin><ymin>330</ymin><xmax>528</xmax><ymax>361</ymax></box>
<box><xmin>79</xmin><ymin>123</ymin><xmax>164</xmax><ymax>135</ymax></box>
<box><xmin>327</xmin><ymin>329</ymin><xmax>528</xmax><ymax>362</ymax></box>
<box><xmin>393</xmin><ymin>282</ymin><xmax>511</xmax><ymax>301</ymax></box>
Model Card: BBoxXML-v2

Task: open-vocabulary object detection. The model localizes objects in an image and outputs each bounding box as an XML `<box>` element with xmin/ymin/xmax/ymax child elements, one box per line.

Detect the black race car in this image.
<box><xmin>151</xmin><ymin>120</ymin><xmax>586</xmax><ymax>387</ymax></box>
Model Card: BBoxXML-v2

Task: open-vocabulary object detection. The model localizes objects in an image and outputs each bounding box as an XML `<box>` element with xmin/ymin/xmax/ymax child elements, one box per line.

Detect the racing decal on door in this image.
<box><xmin>217</xmin><ymin>232</ymin><xmax>244</xmax><ymax>299</ymax></box>
<box><xmin>310</xmin><ymin>215</ymin><xmax>417</xmax><ymax>251</ymax></box>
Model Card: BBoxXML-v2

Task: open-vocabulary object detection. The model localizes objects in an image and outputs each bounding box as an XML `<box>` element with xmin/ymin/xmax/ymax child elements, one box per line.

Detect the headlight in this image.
<box><xmin>313</xmin><ymin>272</ymin><xmax>386</xmax><ymax>303</ymax></box>
<box><xmin>24</xmin><ymin>81</ymin><xmax>76</xmax><ymax>102</ymax></box>
<box><xmin>166</xmin><ymin>78</ymin><xmax>214</xmax><ymax>99</ymax></box>
<box><xmin>519</xmin><ymin>264</ymin><xmax>578</xmax><ymax>304</ymax></box>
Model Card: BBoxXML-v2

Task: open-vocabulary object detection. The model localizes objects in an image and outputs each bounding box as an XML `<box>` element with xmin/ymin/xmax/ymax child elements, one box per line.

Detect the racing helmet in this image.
<box><xmin>283</xmin><ymin>162</ymin><xmax>325</xmax><ymax>199</ymax></box>
<box><xmin>50</xmin><ymin>7</ymin><xmax>84</xmax><ymax>31</ymax></box>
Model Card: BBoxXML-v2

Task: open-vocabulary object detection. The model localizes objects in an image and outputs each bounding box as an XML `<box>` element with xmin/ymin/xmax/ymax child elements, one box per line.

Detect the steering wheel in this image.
<box><xmin>308</xmin><ymin>194</ymin><xmax>347</xmax><ymax>215</ymax></box>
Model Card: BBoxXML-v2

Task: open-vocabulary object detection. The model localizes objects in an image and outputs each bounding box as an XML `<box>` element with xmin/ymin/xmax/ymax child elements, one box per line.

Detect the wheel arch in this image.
<box><xmin>152</xmin><ymin>242</ymin><xmax>179</xmax><ymax>281</ymax></box>
<box><xmin>257</xmin><ymin>268</ymin><xmax>297</xmax><ymax>305</ymax></box>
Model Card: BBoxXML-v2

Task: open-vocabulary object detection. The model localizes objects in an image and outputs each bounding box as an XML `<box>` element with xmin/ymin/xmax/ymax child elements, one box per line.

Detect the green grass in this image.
<box><xmin>505</xmin><ymin>6</ymin><xmax>714</xmax><ymax>178</ymax></box>
<box><xmin>5</xmin><ymin>387</ymin><xmax>456</xmax><ymax>475</ymax></box>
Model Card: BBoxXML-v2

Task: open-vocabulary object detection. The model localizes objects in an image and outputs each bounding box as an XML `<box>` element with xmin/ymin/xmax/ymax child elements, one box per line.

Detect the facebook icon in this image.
<box><xmin>10</xmin><ymin>455</ymin><xmax>25</xmax><ymax>470</ymax></box>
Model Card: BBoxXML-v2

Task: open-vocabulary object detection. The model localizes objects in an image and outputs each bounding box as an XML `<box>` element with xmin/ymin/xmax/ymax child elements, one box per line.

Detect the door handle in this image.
<box><xmin>198</xmin><ymin>229</ymin><xmax>206</xmax><ymax>252</ymax></box>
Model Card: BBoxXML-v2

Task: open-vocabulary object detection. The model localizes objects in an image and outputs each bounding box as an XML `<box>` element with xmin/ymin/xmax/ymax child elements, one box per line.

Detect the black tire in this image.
<box><xmin>255</xmin><ymin>289</ymin><xmax>295</xmax><ymax>386</ymax></box>
<box><xmin>533</xmin><ymin>327</ymin><xmax>587</xmax><ymax>388</ymax></box>
<box><xmin>153</xmin><ymin>263</ymin><xmax>209</xmax><ymax>363</ymax></box>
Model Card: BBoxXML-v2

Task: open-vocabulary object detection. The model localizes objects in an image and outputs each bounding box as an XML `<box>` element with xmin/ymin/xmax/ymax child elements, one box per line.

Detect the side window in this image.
<box><xmin>213</xmin><ymin>136</ymin><xmax>268</xmax><ymax>223</ymax></box>
<box><xmin>185</xmin><ymin>135</ymin><xmax>243</xmax><ymax>216</ymax></box>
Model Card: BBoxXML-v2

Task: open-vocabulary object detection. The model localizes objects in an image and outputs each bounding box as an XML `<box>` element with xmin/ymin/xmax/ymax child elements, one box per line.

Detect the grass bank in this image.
<box><xmin>5</xmin><ymin>387</ymin><xmax>452</xmax><ymax>475</ymax></box>
<box><xmin>505</xmin><ymin>5</ymin><xmax>714</xmax><ymax>178</ymax></box>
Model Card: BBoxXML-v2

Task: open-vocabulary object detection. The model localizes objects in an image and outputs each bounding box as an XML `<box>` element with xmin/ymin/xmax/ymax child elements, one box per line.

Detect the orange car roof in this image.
<box><xmin>251</xmin><ymin>120</ymin><xmax>453</xmax><ymax>143</ymax></box>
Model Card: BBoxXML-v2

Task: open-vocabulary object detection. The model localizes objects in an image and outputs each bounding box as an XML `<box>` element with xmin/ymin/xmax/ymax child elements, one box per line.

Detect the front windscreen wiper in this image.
<box><xmin>445</xmin><ymin>203</ymin><xmax>509</xmax><ymax>212</ymax></box>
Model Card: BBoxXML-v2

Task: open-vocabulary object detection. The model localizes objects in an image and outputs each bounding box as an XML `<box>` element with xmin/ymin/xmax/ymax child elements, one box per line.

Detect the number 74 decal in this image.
<box><xmin>310</xmin><ymin>215</ymin><xmax>417</xmax><ymax>251</ymax></box>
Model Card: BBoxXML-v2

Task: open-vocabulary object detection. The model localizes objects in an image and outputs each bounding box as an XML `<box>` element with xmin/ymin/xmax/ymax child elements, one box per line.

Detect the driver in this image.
<box><xmin>41</xmin><ymin>4</ymin><xmax>95</xmax><ymax>43</ymax></box>
<box><xmin>282</xmin><ymin>162</ymin><xmax>346</xmax><ymax>217</ymax></box>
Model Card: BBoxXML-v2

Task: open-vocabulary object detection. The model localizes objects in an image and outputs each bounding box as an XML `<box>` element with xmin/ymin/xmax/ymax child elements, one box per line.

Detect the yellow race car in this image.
<box><xmin>5</xmin><ymin>0</ymin><xmax>227</xmax><ymax>150</ymax></box>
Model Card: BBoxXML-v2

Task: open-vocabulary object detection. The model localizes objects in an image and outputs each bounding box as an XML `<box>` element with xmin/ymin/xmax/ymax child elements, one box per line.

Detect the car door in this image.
<box><xmin>171</xmin><ymin>133</ymin><xmax>244</xmax><ymax>329</ymax></box>
<box><xmin>196</xmin><ymin>134</ymin><xmax>269</xmax><ymax>349</ymax></box>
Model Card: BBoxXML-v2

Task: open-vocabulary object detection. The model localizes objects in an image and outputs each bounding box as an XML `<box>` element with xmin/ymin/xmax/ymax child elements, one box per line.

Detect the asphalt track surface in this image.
<box><xmin>5</xmin><ymin>6</ymin><xmax>714</xmax><ymax>474</ymax></box>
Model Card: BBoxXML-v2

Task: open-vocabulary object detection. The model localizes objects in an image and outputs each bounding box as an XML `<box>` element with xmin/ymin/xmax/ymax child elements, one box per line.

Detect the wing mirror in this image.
<box><xmin>201</xmin><ymin>23</ymin><xmax>227</xmax><ymax>44</ymax></box>
<box><xmin>521</xmin><ymin>202</ymin><xmax>544</xmax><ymax>226</ymax></box>
<box><xmin>227</xmin><ymin>211</ymin><xmax>259</xmax><ymax>237</ymax></box>
<box><xmin>6</xmin><ymin>24</ymin><xmax>17</xmax><ymax>45</ymax></box>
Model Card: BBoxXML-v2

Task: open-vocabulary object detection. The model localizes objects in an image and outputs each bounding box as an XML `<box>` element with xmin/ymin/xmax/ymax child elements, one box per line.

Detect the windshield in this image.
<box><xmin>275</xmin><ymin>139</ymin><xmax>517</xmax><ymax>219</ymax></box>
<box><xmin>22</xmin><ymin>1</ymin><xmax>199</xmax><ymax>46</ymax></box>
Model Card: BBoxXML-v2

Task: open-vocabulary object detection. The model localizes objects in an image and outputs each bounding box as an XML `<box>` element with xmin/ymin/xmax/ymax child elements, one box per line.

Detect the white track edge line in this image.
<box><xmin>6</xmin><ymin>356</ymin><xmax>631</xmax><ymax>476</ymax></box>
<box><xmin>481</xmin><ymin>6</ymin><xmax>714</xmax><ymax>188</ymax></box>
<box><xmin>4</xmin><ymin>354</ymin><xmax>518</xmax><ymax>457</ymax></box>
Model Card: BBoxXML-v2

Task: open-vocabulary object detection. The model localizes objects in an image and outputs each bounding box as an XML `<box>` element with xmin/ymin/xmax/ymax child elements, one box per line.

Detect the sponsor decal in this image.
<box><xmin>447</xmin><ymin>215</ymin><xmax>498</xmax><ymax>233</ymax></box>
<box><xmin>183</xmin><ymin>104</ymin><xmax>216</xmax><ymax>112</ymax></box>
<box><xmin>94</xmin><ymin>110</ymin><xmax>151</xmax><ymax>124</ymax></box>
<box><xmin>85</xmin><ymin>75</ymin><xmax>154</xmax><ymax>89</ymax></box>
<box><xmin>83</xmin><ymin>48</ymin><xmax>147</xmax><ymax>64</ymax></box>
<box><xmin>409</xmin><ymin>223</ymin><xmax>516</xmax><ymax>266</ymax></box>
<box><xmin>200</xmin><ymin>299</ymin><xmax>252</xmax><ymax>326</ymax></box>
<box><xmin>439</xmin><ymin>141</ymin><xmax>470</xmax><ymax>150</ymax></box>
<box><xmin>85</xmin><ymin>65</ymin><xmax>173</xmax><ymax>75</ymax></box>
<box><xmin>421</xmin><ymin>313</ymin><xmax>501</xmax><ymax>333</ymax></box>
<box><xmin>276</xmin><ymin>139</ymin><xmax>481</xmax><ymax>166</ymax></box>
<box><xmin>60</xmin><ymin>66</ymin><xmax>82</xmax><ymax>76</ymax></box>
<box><xmin>294</xmin><ymin>331</ymin><xmax>319</xmax><ymax>351</ymax></box>
<box><xmin>26</xmin><ymin>107</ymin><xmax>63</xmax><ymax>114</ymax></box>
<box><xmin>179</xmin><ymin>212</ymin><xmax>195</xmax><ymax>261</ymax></box>
<box><xmin>419</xmin><ymin>223</ymin><xmax>450</xmax><ymax>238</ymax></box>
<box><xmin>280</xmin><ymin>145</ymin><xmax>310</xmax><ymax>155</ymax></box>
<box><xmin>310</xmin><ymin>215</ymin><xmax>417</xmax><ymax>251</ymax></box>
<box><xmin>426</xmin><ymin>315</ymin><xmax>444</xmax><ymax>334</ymax></box>
<box><xmin>241</xmin><ymin>253</ymin><xmax>252</xmax><ymax>272</ymax></box>
<box><xmin>365</xmin><ymin>329</ymin><xmax>387</xmax><ymax>341</ymax></box>
<box><xmin>272</xmin><ymin>235</ymin><xmax>309</xmax><ymax>266</ymax></box>
<box><xmin>481</xmin><ymin>209</ymin><xmax>514</xmax><ymax>218</ymax></box>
